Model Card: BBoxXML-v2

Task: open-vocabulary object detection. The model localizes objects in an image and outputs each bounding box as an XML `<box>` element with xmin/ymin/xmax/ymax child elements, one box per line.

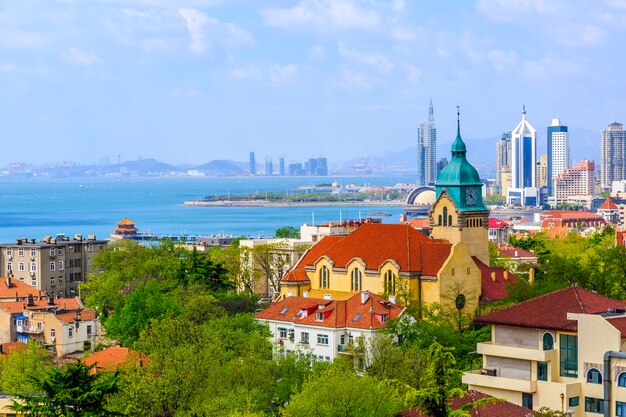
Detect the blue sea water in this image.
<box><xmin>0</xmin><ymin>175</ymin><xmax>415</xmax><ymax>242</ymax></box>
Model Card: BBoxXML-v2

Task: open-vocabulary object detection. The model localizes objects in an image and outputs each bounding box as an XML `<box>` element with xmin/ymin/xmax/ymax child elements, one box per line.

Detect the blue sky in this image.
<box><xmin>1</xmin><ymin>0</ymin><xmax>624</xmax><ymax>166</ymax></box>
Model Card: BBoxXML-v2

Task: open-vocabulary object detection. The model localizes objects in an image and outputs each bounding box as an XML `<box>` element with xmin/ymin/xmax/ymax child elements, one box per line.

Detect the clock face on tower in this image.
<box><xmin>465</xmin><ymin>188</ymin><xmax>477</xmax><ymax>206</ymax></box>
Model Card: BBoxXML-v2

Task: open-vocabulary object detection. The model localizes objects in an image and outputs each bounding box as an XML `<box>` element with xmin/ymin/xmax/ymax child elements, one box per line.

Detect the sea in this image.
<box><xmin>0</xmin><ymin>175</ymin><xmax>416</xmax><ymax>243</ymax></box>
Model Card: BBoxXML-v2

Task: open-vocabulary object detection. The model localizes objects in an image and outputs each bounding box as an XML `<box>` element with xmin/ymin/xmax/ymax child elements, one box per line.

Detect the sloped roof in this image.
<box><xmin>542</xmin><ymin>210</ymin><xmax>604</xmax><ymax>220</ymax></box>
<box><xmin>255</xmin><ymin>291</ymin><xmax>403</xmax><ymax>330</ymax></box>
<box><xmin>488</xmin><ymin>218</ymin><xmax>509</xmax><ymax>229</ymax></box>
<box><xmin>599</xmin><ymin>197</ymin><xmax>619</xmax><ymax>210</ymax></box>
<box><xmin>282</xmin><ymin>224</ymin><xmax>451</xmax><ymax>283</ymax></box>
<box><xmin>55</xmin><ymin>309</ymin><xmax>97</xmax><ymax>324</ymax></box>
<box><xmin>84</xmin><ymin>347</ymin><xmax>147</xmax><ymax>372</ymax></box>
<box><xmin>472</xmin><ymin>257</ymin><xmax>515</xmax><ymax>303</ymax></box>
<box><xmin>400</xmin><ymin>390</ymin><xmax>533</xmax><ymax>417</ymax></box>
<box><xmin>498</xmin><ymin>245</ymin><xmax>537</xmax><ymax>260</ymax></box>
<box><xmin>0</xmin><ymin>278</ymin><xmax>45</xmax><ymax>301</ymax></box>
<box><xmin>0</xmin><ymin>297</ymin><xmax>83</xmax><ymax>314</ymax></box>
<box><xmin>475</xmin><ymin>286</ymin><xmax>626</xmax><ymax>331</ymax></box>
<box><xmin>117</xmin><ymin>218</ymin><xmax>135</xmax><ymax>225</ymax></box>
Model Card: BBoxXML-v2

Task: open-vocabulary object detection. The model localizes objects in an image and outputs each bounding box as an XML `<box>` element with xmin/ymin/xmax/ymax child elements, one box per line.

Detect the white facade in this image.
<box><xmin>507</xmin><ymin>107</ymin><xmax>539</xmax><ymax>206</ymax></box>
<box><xmin>548</xmin><ymin>118</ymin><xmax>570</xmax><ymax>196</ymax></box>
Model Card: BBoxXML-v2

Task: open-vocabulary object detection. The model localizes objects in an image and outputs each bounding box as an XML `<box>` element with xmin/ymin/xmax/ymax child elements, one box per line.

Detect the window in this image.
<box><xmin>617</xmin><ymin>401</ymin><xmax>626</xmax><ymax>417</ymax></box>
<box><xmin>50</xmin><ymin>262</ymin><xmax>55</xmax><ymax>272</ymax></box>
<box><xmin>586</xmin><ymin>368</ymin><xmax>602</xmax><ymax>384</ymax></box>
<box><xmin>542</xmin><ymin>333</ymin><xmax>554</xmax><ymax>350</ymax></box>
<box><xmin>59</xmin><ymin>261</ymin><xmax>64</xmax><ymax>271</ymax></box>
<box><xmin>448</xmin><ymin>215</ymin><xmax>452</xmax><ymax>225</ymax></box>
<box><xmin>31</xmin><ymin>278</ymin><xmax>36</xmax><ymax>287</ymax></box>
<box><xmin>451</xmin><ymin>268</ymin><xmax>455</xmax><ymax>276</ymax></box>
<box><xmin>88</xmin><ymin>244</ymin><xmax>94</xmax><ymax>252</ymax></box>
<box><xmin>288</xmin><ymin>329</ymin><xmax>294</xmax><ymax>340</ymax></box>
<box><xmin>30</xmin><ymin>262</ymin><xmax>36</xmax><ymax>272</ymax></box>
<box><xmin>522</xmin><ymin>393</ymin><xmax>533</xmax><ymax>410</ymax></box>
<box><xmin>30</xmin><ymin>248</ymin><xmax>36</xmax><ymax>257</ymax></box>
<box><xmin>69</xmin><ymin>245</ymin><xmax>75</xmax><ymax>253</ymax></box>
<box><xmin>6</xmin><ymin>248</ymin><xmax>12</xmax><ymax>256</ymax></box>
<box><xmin>301</xmin><ymin>332</ymin><xmax>309</xmax><ymax>344</ymax></box>
<box><xmin>50</xmin><ymin>248</ymin><xmax>55</xmax><ymax>256</ymax></box>
<box><xmin>438</xmin><ymin>215</ymin><xmax>442</xmax><ymax>226</ymax></box>
<box><xmin>380</xmin><ymin>314</ymin><xmax>388</xmax><ymax>323</ymax></box>
<box><xmin>59</xmin><ymin>249</ymin><xmax>63</xmax><ymax>257</ymax></box>
<box><xmin>68</xmin><ymin>327</ymin><xmax>73</xmax><ymax>338</ymax></box>
<box><xmin>50</xmin><ymin>277</ymin><xmax>55</xmax><ymax>286</ymax></box>
<box><xmin>559</xmin><ymin>334</ymin><xmax>578</xmax><ymax>377</ymax></box>
<box><xmin>59</xmin><ymin>276</ymin><xmax>63</xmax><ymax>284</ymax></box>
<box><xmin>278</xmin><ymin>328</ymin><xmax>288</xmax><ymax>338</ymax></box>
<box><xmin>443</xmin><ymin>207</ymin><xmax>448</xmax><ymax>226</ymax></box>
<box><xmin>384</xmin><ymin>270</ymin><xmax>396</xmax><ymax>294</ymax></box>
<box><xmin>466</xmin><ymin>267</ymin><xmax>471</xmax><ymax>275</ymax></box>
<box><xmin>50</xmin><ymin>329</ymin><xmax>56</xmax><ymax>340</ymax></box>
<box><xmin>319</xmin><ymin>265</ymin><xmax>329</xmax><ymax>289</ymax></box>
<box><xmin>351</xmin><ymin>268</ymin><xmax>362</xmax><ymax>292</ymax></box>
<box><xmin>6</xmin><ymin>262</ymin><xmax>11</xmax><ymax>271</ymax></box>
<box><xmin>18</xmin><ymin>262</ymin><xmax>24</xmax><ymax>271</ymax></box>
<box><xmin>618</xmin><ymin>372</ymin><xmax>626</xmax><ymax>387</ymax></box>
<box><xmin>537</xmin><ymin>362</ymin><xmax>548</xmax><ymax>381</ymax></box>
<box><xmin>18</xmin><ymin>248</ymin><xmax>23</xmax><ymax>256</ymax></box>
<box><xmin>569</xmin><ymin>397</ymin><xmax>579</xmax><ymax>407</ymax></box>
<box><xmin>585</xmin><ymin>397</ymin><xmax>603</xmax><ymax>414</ymax></box>
<box><xmin>316</xmin><ymin>312</ymin><xmax>323</xmax><ymax>321</ymax></box>
<box><xmin>317</xmin><ymin>334</ymin><xmax>328</xmax><ymax>345</ymax></box>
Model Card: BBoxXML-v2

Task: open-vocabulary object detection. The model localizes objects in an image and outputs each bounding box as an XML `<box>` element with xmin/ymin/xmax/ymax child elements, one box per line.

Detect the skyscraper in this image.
<box><xmin>547</xmin><ymin>118</ymin><xmax>569</xmax><ymax>197</ymax></box>
<box><xmin>495</xmin><ymin>131</ymin><xmax>512</xmax><ymax>193</ymax></box>
<box><xmin>249</xmin><ymin>152</ymin><xmax>256</xmax><ymax>176</ymax></box>
<box><xmin>507</xmin><ymin>106</ymin><xmax>539</xmax><ymax>206</ymax></box>
<box><xmin>279</xmin><ymin>157</ymin><xmax>285</xmax><ymax>176</ymax></box>
<box><xmin>265</xmin><ymin>157</ymin><xmax>273</xmax><ymax>176</ymax></box>
<box><xmin>417</xmin><ymin>99</ymin><xmax>437</xmax><ymax>186</ymax></box>
<box><xmin>601</xmin><ymin>122</ymin><xmax>626</xmax><ymax>189</ymax></box>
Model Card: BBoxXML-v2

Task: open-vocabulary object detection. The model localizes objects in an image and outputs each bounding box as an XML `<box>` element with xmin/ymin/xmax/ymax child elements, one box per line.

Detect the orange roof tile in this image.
<box><xmin>84</xmin><ymin>347</ymin><xmax>147</xmax><ymax>373</ymax></box>
<box><xmin>0</xmin><ymin>278</ymin><xmax>44</xmax><ymax>301</ymax></box>
<box><xmin>117</xmin><ymin>218</ymin><xmax>135</xmax><ymax>225</ymax></box>
<box><xmin>542</xmin><ymin>210</ymin><xmax>604</xmax><ymax>220</ymax></box>
<box><xmin>255</xmin><ymin>291</ymin><xmax>404</xmax><ymax>330</ymax></box>
<box><xmin>55</xmin><ymin>309</ymin><xmax>97</xmax><ymax>324</ymax></box>
<box><xmin>0</xmin><ymin>342</ymin><xmax>28</xmax><ymax>355</ymax></box>
<box><xmin>399</xmin><ymin>219</ymin><xmax>430</xmax><ymax>228</ymax></box>
<box><xmin>0</xmin><ymin>297</ymin><xmax>83</xmax><ymax>314</ymax></box>
<box><xmin>599</xmin><ymin>197</ymin><xmax>619</xmax><ymax>210</ymax></box>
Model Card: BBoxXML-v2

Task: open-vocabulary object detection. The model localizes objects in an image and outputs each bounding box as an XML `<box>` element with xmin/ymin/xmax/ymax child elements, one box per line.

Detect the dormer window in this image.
<box><xmin>316</xmin><ymin>312</ymin><xmax>323</xmax><ymax>321</ymax></box>
<box><xmin>381</xmin><ymin>314</ymin><xmax>388</xmax><ymax>323</ymax></box>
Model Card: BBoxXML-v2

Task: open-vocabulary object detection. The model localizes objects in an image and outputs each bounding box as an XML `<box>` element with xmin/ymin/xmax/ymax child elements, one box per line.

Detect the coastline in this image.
<box><xmin>183</xmin><ymin>200</ymin><xmax>405</xmax><ymax>207</ymax></box>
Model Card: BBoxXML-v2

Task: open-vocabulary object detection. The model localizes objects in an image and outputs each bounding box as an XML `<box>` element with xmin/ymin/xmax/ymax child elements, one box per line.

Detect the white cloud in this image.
<box><xmin>476</xmin><ymin>0</ymin><xmax>562</xmax><ymax>21</ymax></box>
<box><xmin>178</xmin><ymin>8</ymin><xmax>254</xmax><ymax>55</ymax></box>
<box><xmin>230</xmin><ymin>66</ymin><xmax>262</xmax><ymax>80</ymax></box>
<box><xmin>523</xmin><ymin>57</ymin><xmax>585</xmax><ymax>79</ymax></box>
<box><xmin>402</xmin><ymin>63</ymin><xmax>420</xmax><ymax>84</ymax></box>
<box><xmin>338</xmin><ymin>41</ymin><xmax>393</xmax><ymax>72</ymax></box>
<box><xmin>551</xmin><ymin>24</ymin><xmax>605</xmax><ymax>47</ymax></box>
<box><xmin>0</xmin><ymin>62</ymin><xmax>48</xmax><ymax>76</ymax></box>
<box><xmin>261</xmin><ymin>0</ymin><xmax>381</xmax><ymax>33</ymax></box>
<box><xmin>269</xmin><ymin>64</ymin><xmax>298</xmax><ymax>83</ymax></box>
<box><xmin>340</xmin><ymin>69</ymin><xmax>373</xmax><ymax>89</ymax></box>
<box><xmin>390</xmin><ymin>0</ymin><xmax>405</xmax><ymax>12</ymax></box>
<box><xmin>309</xmin><ymin>45</ymin><xmax>326</xmax><ymax>59</ymax></box>
<box><xmin>62</xmin><ymin>48</ymin><xmax>101</xmax><ymax>66</ymax></box>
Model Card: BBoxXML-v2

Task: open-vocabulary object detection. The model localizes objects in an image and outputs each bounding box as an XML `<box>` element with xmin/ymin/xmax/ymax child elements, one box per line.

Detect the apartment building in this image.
<box><xmin>463</xmin><ymin>286</ymin><xmax>626</xmax><ymax>416</ymax></box>
<box><xmin>553</xmin><ymin>161</ymin><xmax>596</xmax><ymax>207</ymax></box>
<box><xmin>0</xmin><ymin>234</ymin><xmax>107</xmax><ymax>298</ymax></box>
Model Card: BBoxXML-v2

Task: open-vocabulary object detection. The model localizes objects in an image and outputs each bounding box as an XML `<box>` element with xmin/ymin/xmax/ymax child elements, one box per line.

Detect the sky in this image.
<box><xmin>1</xmin><ymin>0</ymin><xmax>625</xmax><ymax>166</ymax></box>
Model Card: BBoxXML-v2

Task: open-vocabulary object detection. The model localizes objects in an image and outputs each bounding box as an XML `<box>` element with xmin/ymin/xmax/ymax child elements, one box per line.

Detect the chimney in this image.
<box><xmin>514</xmin><ymin>250</ymin><xmax>518</xmax><ymax>257</ymax></box>
<box><xmin>491</xmin><ymin>271</ymin><xmax>496</xmax><ymax>282</ymax></box>
<box><xmin>27</xmin><ymin>293</ymin><xmax>34</xmax><ymax>307</ymax></box>
<box><xmin>388</xmin><ymin>295</ymin><xmax>397</xmax><ymax>305</ymax></box>
<box><xmin>504</xmin><ymin>270</ymin><xmax>509</xmax><ymax>280</ymax></box>
<box><xmin>361</xmin><ymin>290</ymin><xmax>370</xmax><ymax>304</ymax></box>
<box><xmin>399</xmin><ymin>214</ymin><xmax>407</xmax><ymax>222</ymax></box>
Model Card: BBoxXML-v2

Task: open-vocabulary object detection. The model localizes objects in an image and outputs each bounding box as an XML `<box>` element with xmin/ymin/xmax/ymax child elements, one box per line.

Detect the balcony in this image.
<box><xmin>462</xmin><ymin>369</ymin><xmax>537</xmax><ymax>393</ymax></box>
<box><xmin>477</xmin><ymin>342</ymin><xmax>555</xmax><ymax>362</ymax></box>
<box><xmin>16</xmin><ymin>324</ymin><xmax>44</xmax><ymax>334</ymax></box>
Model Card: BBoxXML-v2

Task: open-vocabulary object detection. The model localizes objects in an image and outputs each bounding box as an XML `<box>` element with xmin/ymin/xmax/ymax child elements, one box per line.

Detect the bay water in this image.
<box><xmin>0</xmin><ymin>175</ymin><xmax>415</xmax><ymax>242</ymax></box>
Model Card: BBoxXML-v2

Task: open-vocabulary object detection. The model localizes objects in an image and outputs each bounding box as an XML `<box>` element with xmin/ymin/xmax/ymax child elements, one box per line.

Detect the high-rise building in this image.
<box><xmin>601</xmin><ymin>122</ymin><xmax>626</xmax><ymax>189</ymax></box>
<box><xmin>537</xmin><ymin>154</ymin><xmax>548</xmax><ymax>188</ymax></box>
<box><xmin>417</xmin><ymin>99</ymin><xmax>437</xmax><ymax>186</ymax></box>
<box><xmin>547</xmin><ymin>118</ymin><xmax>569</xmax><ymax>197</ymax></box>
<box><xmin>279</xmin><ymin>157</ymin><xmax>285</xmax><ymax>176</ymax></box>
<box><xmin>436</xmin><ymin>157</ymin><xmax>448</xmax><ymax>177</ymax></box>
<box><xmin>249</xmin><ymin>152</ymin><xmax>256</xmax><ymax>176</ymax></box>
<box><xmin>495</xmin><ymin>131</ymin><xmax>512</xmax><ymax>193</ymax></box>
<box><xmin>553</xmin><ymin>160</ymin><xmax>595</xmax><ymax>206</ymax></box>
<box><xmin>507</xmin><ymin>106</ymin><xmax>539</xmax><ymax>206</ymax></box>
<box><xmin>316</xmin><ymin>158</ymin><xmax>328</xmax><ymax>176</ymax></box>
<box><xmin>265</xmin><ymin>157</ymin><xmax>273</xmax><ymax>176</ymax></box>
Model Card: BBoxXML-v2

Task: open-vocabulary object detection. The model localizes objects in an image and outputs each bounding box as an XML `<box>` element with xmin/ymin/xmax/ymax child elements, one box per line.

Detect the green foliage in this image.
<box><xmin>11</xmin><ymin>361</ymin><xmax>120</xmax><ymax>417</ymax></box>
<box><xmin>275</xmin><ymin>226</ymin><xmax>300</xmax><ymax>239</ymax></box>
<box><xmin>483</xmin><ymin>193</ymin><xmax>506</xmax><ymax>205</ymax></box>
<box><xmin>0</xmin><ymin>343</ymin><xmax>51</xmax><ymax>394</ymax></box>
<box><xmin>176</xmin><ymin>247</ymin><xmax>233</xmax><ymax>293</ymax></box>
<box><xmin>283</xmin><ymin>369</ymin><xmax>405</xmax><ymax>417</ymax></box>
<box><xmin>415</xmin><ymin>343</ymin><xmax>462</xmax><ymax>417</ymax></box>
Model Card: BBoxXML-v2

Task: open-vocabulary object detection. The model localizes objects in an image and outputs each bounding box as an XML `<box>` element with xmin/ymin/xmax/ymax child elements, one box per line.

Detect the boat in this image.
<box><xmin>366</xmin><ymin>211</ymin><xmax>392</xmax><ymax>217</ymax></box>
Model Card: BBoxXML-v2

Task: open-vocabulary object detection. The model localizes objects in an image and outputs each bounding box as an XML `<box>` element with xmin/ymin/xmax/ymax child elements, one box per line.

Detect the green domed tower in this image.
<box><xmin>430</xmin><ymin>109</ymin><xmax>490</xmax><ymax>265</ymax></box>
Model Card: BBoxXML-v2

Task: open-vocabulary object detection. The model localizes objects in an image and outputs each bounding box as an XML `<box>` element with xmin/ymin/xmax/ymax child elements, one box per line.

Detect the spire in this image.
<box><xmin>522</xmin><ymin>104</ymin><xmax>526</xmax><ymax>120</ymax></box>
<box><xmin>428</xmin><ymin>97</ymin><xmax>434</xmax><ymax>122</ymax></box>
<box><xmin>451</xmin><ymin>105</ymin><xmax>466</xmax><ymax>155</ymax></box>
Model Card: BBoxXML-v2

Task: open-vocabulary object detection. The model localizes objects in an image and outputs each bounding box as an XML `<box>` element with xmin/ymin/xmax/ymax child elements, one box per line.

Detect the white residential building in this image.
<box><xmin>547</xmin><ymin>118</ymin><xmax>570</xmax><ymax>197</ymax></box>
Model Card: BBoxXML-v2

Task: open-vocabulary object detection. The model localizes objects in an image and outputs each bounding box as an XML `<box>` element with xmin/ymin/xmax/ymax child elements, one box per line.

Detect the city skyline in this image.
<box><xmin>0</xmin><ymin>1</ymin><xmax>625</xmax><ymax>166</ymax></box>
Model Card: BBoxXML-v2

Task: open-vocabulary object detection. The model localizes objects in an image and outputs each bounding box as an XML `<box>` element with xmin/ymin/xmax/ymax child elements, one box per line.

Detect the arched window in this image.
<box><xmin>351</xmin><ymin>268</ymin><xmax>362</xmax><ymax>291</ymax></box>
<box><xmin>542</xmin><ymin>333</ymin><xmax>554</xmax><ymax>350</ymax></box>
<box><xmin>448</xmin><ymin>215</ymin><xmax>452</xmax><ymax>226</ymax></box>
<box><xmin>438</xmin><ymin>215</ymin><xmax>442</xmax><ymax>226</ymax></box>
<box><xmin>587</xmin><ymin>368</ymin><xmax>602</xmax><ymax>384</ymax></box>
<box><xmin>384</xmin><ymin>270</ymin><xmax>396</xmax><ymax>294</ymax></box>
<box><xmin>443</xmin><ymin>207</ymin><xmax>448</xmax><ymax>226</ymax></box>
<box><xmin>618</xmin><ymin>372</ymin><xmax>626</xmax><ymax>387</ymax></box>
<box><xmin>319</xmin><ymin>265</ymin><xmax>329</xmax><ymax>289</ymax></box>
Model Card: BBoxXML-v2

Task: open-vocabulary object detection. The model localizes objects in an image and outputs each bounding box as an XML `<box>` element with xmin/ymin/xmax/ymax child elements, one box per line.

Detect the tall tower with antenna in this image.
<box><xmin>417</xmin><ymin>98</ymin><xmax>437</xmax><ymax>186</ymax></box>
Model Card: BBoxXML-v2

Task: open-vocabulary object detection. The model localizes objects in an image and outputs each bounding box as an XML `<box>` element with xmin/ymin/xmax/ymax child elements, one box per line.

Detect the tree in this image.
<box><xmin>0</xmin><ymin>343</ymin><xmax>51</xmax><ymax>394</ymax></box>
<box><xmin>177</xmin><ymin>247</ymin><xmax>233</xmax><ymax>293</ymax></box>
<box><xmin>11</xmin><ymin>361</ymin><xmax>120</xmax><ymax>417</ymax></box>
<box><xmin>275</xmin><ymin>226</ymin><xmax>300</xmax><ymax>239</ymax></box>
<box><xmin>251</xmin><ymin>243</ymin><xmax>294</xmax><ymax>296</ymax></box>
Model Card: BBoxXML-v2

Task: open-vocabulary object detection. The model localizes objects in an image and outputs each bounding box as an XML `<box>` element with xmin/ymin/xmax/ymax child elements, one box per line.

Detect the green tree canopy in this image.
<box><xmin>275</xmin><ymin>226</ymin><xmax>300</xmax><ymax>239</ymax></box>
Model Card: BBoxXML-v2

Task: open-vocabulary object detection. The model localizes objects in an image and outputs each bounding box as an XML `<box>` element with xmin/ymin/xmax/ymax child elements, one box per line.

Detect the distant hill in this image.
<box><xmin>106</xmin><ymin>158</ymin><xmax>178</xmax><ymax>175</ymax></box>
<box><xmin>195</xmin><ymin>160</ymin><xmax>245</xmax><ymax>175</ymax></box>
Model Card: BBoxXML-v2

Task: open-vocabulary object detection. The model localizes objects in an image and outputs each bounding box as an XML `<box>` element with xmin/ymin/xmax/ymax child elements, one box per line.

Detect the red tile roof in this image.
<box><xmin>488</xmin><ymin>218</ymin><xmax>509</xmax><ymax>229</ymax></box>
<box><xmin>399</xmin><ymin>390</ymin><xmax>533</xmax><ymax>417</ymax></box>
<box><xmin>542</xmin><ymin>210</ymin><xmax>604</xmax><ymax>220</ymax></box>
<box><xmin>0</xmin><ymin>297</ymin><xmax>83</xmax><ymax>314</ymax></box>
<box><xmin>282</xmin><ymin>224</ymin><xmax>451</xmax><ymax>283</ymax></box>
<box><xmin>475</xmin><ymin>286</ymin><xmax>626</xmax><ymax>331</ymax></box>
<box><xmin>399</xmin><ymin>219</ymin><xmax>430</xmax><ymax>229</ymax></box>
<box><xmin>255</xmin><ymin>291</ymin><xmax>404</xmax><ymax>330</ymax></box>
<box><xmin>84</xmin><ymin>347</ymin><xmax>147</xmax><ymax>373</ymax></box>
<box><xmin>0</xmin><ymin>342</ymin><xmax>28</xmax><ymax>355</ymax></box>
<box><xmin>498</xmin><ymin>245</ymin><xmax>537</xmax><ymax>261</ymax></box>
<box><xmin>472</xmin><ymin>257</ymin><xmax>515</xmax><ymax>303</ymax></box>
<box><xmin>55</xmin><ymin>309</ymin><xmax>97</xmax><ymax>324</ymax></box>
<box><xmin>606</xmin><ymin>316</ymin><xmax>626</xmax><ymax>337</ymax></box>
<box><xmin>599</xmin><ymin>197</ymin><xmax>619</xmax><ymax>210</ymax></box>
<box><xmin>0</xmin><ymin>278</ymin><xmax>45</xmax><ymax>301</ymax></box>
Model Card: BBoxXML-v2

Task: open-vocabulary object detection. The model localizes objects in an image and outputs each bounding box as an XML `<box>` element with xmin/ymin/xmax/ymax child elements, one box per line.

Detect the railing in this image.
<box><xmin>17</xmin><ymin>325</ymin><xmax>44</xmax><ymax>334</ymax></box>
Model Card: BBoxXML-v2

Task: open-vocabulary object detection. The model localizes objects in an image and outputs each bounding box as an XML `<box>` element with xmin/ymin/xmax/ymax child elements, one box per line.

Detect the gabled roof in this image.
<box><xmin>475</xmin><ymin>286</ymin><xmax>626</xmax><ymax>331</ymax></box>
<box><xmin>488</xmin><ymin>218</ymin><xmax>508</xmax><ymax>229</ymax></box>
<box><xmin>472</xmin><ymin>257</ymin><xmax>515</xmax><ymax>303</ymax></box>
<box><xmin>599</xmin><ymin>197</ymin><xmax>619</xmax><ymax>210</ymax></box>
<box><xmin>0</xmin><ymin>297</ymin><xmax>83</xmax><ymax>314</ymax></box>
<box><xmin>55</xmin><ymin>309</ymin><xmax>97</xmax><ymax>324</ymax></box>
<box><xmin>0</xmin><ymin>278</ymin><xmax>45</xmax><ymax>301</ymax></box>
<box><xmin>400</xmin><ymin>390</ymin><xmax>533</xmax><ymax>417</ymax></box>
<box><xmin>84</xmin><ymin>347</ymin><xmax>147</xmax><ymax>373</ymax></box>
<box><xmin>117</xmin><ymin>218</ymin><xmax>135</xmax><ymax>226</ymax></box>
<box><xmin>255</xmin><ymin>291</ymin><xmax>403</xmax><ymax>330</ymax></box>
<box><xmin>282</xmin><ymin>224</ymin><xmax>451</xmax><ymax>283</ymax></box>
<box><xmin>542</xmin><ymin>210</ymin><xmax>604</xmax><ymax>220</ymax></box>
<box><xmin>498</xmin><ymin>245</ymin><xmax>537</xmax><ymax>260</ymax></box>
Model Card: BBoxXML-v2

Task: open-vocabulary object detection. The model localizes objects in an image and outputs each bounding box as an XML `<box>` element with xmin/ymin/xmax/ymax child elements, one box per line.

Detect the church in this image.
<box><xmin>279</xmin><ymin>114</ymin><xmax>511</xmax><ymax>312</ymax></box>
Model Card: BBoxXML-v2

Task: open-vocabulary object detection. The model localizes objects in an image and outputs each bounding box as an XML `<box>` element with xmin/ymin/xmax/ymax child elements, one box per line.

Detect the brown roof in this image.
<box><xmin>498</xmin><ymin>245</ymin><xmax>537</xmax><ymax>261</ymax></box>
<box><xmin>55</xmin><ymin>309</ymin><xmax>97</xmax><ymax>324</ymax></box>
<box><xmin>0</xmin><ymin>342</ymin><xmax>28</xmax><ymax>355</ymax></box>
<box><xmin>399</xmin><ymin>390</ymin><xmax>533</xmax><ymax>417</ymax></box>
<box><xmin>599</xmin><ymin>197</ymin><xmax>619</xmax><ymax>210</ymax></box>
<box><xmin>472</xmin><ymin>257</ymin><xmax>516</xmax><ymax>303</ymax></box>
<box><xmin>475</xmin><ymin>286</ymin><xmax>626</xmax><ymax>331</ymax></box>
<box><xmin>542</xmin><ymin>210</ymin><xmax>604</xmax><ymax>220</ymax></box>
<box><xmin>117</xmin><ymin>218</ymin><xmax>135</xmax><ymax>226</ymax></box>
<box><xmin>84</xmin><ymin>347</ymin><xmax>146</xmax><ymax>372</ymax></box>
<box><xmin>0</xmin><ymin>278</ymin><xmax>45</xmax><ymax>301</ymax></box>
<box><xmin>282</xmin><ymin>224</ymin><xmax>451</xmax><ymax>283</ymax></box>
<box><xmin>255</xmin><ymin>291</ymin><xmax>404</xmax><ymax>330</ymax></box>
<box><xmin>0</xmin><ymin>297</ymin><xmax>83</xmax><ymax>314</ymax></box>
